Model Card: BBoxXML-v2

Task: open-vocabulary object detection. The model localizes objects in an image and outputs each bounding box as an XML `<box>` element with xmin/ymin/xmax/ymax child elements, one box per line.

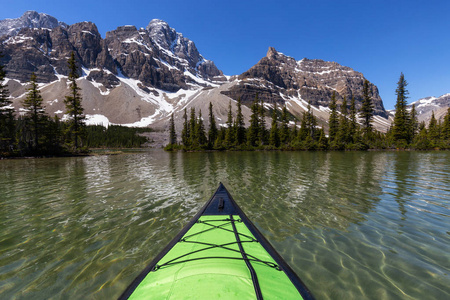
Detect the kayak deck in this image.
<box><xmin>120</xmin><ymin>184</ymin><xmax>314</xmax><ymax>299</ymax></box>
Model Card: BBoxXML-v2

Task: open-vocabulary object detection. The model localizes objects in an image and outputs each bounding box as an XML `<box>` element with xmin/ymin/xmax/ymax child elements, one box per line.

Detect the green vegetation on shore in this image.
<box><xmin>166</xmin><ymin>75</ymin><xmax>450</xmax><ymax>152</ymax></box>
<box><xmin>0</xmin><ymin>52</ymin><xmax>150</xmax><ymax>158</ymax></box>
<box><xmin>85</xmin><ymin>125</ymin><xmax>152</xmax><ymax>148</ymax></box>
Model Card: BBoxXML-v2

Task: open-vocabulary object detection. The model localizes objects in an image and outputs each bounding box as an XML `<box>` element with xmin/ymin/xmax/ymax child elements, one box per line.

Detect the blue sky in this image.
<box><xmin>2</xmin><ymin>0</ymin><xmax>449</xmax><ymax>109</ymax></box>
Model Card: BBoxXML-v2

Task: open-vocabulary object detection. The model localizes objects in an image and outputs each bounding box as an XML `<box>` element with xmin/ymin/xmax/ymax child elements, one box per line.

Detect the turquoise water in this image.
<box><xmin>0</xmin><ymin>151</ymin><xmax>449</xmax><ymax>299</ymax></box>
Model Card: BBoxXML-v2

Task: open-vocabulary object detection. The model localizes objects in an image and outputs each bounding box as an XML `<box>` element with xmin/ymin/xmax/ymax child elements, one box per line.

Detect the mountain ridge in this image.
<box><xmin>0</xmin><ymin>11</ymin><xmax>67</xmax><ymax>37</ymax></box>
<box><xmin>222</xmin><ymin>46</ymin><xmax>387</xmax><ymax>118</ymax></box>
<box><xmin>5</xmin><ymin>11</ymin><xmax>446</xmax><ymax>134</ymax></box>
<box><xmin>407</xmin><ymin>93</ymin><xmax>450</xmax><ymax>123</ymax></box>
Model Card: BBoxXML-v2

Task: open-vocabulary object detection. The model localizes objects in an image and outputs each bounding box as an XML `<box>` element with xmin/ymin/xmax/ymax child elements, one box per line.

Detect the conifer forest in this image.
<box><xmin>1</xmin><ymin>52</ymin><xmax>449</xmax><ymax>157</ymax></box>
<box><xmin>166</xmin><ymin>76</ymin><xmax>450</xmax><ymax>152</ymax></box>
<box><xmin>0</xmin><ymin>52</ymin><xmax>151</xmax><ymax>157</ymax></box>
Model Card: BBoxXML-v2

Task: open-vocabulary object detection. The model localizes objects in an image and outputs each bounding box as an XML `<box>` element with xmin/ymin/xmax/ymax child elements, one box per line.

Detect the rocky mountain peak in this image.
<box><xmin>145</xmin><ymin>18</ymin><xmax>206</xmax><ymax>72</ymax></box>
<box><xmin>266</xmin><ymin>46</ymin><xmax>278</xmax><ymax>59</ymax></box>
<box><xmin>0</xmin><ymin>10</ymin><xmax>67</xmax><ymax>37</ymax></box>
<box><xmin>146</xmin><ymin>19</ymin><xmax>176</xmax><ymax>50</ymax></box>
<box><xmin>227</xmin><ymin>49</ymin><xmax>388</xmax><ymax>118</ymax></box>
<box><xmin>406</xmin><ymin>93</ymin><xmax>450</xmax><ymax>123</ymax></box>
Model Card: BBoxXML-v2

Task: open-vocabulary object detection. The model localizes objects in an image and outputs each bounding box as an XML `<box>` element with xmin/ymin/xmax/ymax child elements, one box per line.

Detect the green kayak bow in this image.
<box><xmin>119</xmin><ymin>183</ymin><xmax>314</xmax><ymax>300</ymax></box>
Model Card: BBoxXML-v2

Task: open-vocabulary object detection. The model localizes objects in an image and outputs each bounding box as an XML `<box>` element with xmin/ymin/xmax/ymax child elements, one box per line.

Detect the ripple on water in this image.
<box><xmin>0</xmin><ymin>151</ymin><xmax>449</xmax><ymax>299</ymax></box>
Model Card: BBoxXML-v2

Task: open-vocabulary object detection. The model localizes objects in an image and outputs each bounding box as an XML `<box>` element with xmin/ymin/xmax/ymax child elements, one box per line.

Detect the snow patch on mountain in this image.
<box><xmin>85</xmin><ymin>114</ymin><xmax>110</xmax><ymax>127</ymax></box>
<box><xmin>0</xmin><ymin>11</ymin><xmax>67</xmax><ymax>37</ymax></box>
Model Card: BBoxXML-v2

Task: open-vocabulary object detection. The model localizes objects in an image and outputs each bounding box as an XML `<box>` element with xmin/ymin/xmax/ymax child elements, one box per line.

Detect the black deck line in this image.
<box><xmin>118</xmin><ymin>183</ymin><xmax>315</xmax><ymax>300</ymax></box>
<box><xmin>230</xmin><ymin>214</ymin><xmax>263</xmax><ymax>299</ymax></box>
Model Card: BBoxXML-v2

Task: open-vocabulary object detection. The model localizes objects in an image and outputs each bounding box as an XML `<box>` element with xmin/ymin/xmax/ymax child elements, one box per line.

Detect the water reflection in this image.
<box><xmin>0</xmin><ymin>151</ymin><xmax>449</xmax><ymax>300</ymax></box>
<box><xmin>174</xmin><ymin>152</ymin><xmax>387</xmax><ymax>236</ymax></box>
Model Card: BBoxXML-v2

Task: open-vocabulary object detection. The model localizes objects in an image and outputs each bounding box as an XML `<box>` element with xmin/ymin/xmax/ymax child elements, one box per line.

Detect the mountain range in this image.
<box><xmin>1</xmin><ymin>11</ymin><xmax>447</xmax><ymax>133</ymax></box>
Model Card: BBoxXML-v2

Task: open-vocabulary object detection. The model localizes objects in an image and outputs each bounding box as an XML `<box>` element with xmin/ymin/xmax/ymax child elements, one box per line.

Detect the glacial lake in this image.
<box><xmin>0</xmin><ymin>150</ymin><xmax>449</xmax><ymax>299</ymax></box>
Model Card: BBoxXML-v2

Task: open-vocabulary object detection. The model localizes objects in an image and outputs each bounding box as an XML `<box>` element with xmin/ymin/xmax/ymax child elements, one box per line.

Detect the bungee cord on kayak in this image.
<box><xmin>119</xmin><ymin>183</ymin><xmax>315</xmax><ymax>300</ymax></box>
<box><xmin>153</xmin><ymin>217</ymin><xmax>282</xmax><ymax>272</ymax></box>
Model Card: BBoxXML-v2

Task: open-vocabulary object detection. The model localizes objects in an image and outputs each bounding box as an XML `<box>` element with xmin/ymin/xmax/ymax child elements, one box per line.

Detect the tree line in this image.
<box><xmin>0</xmin><ymin>52</ymin><xmax>150</xmax><ymax>158</ymax></box>
<box><xmin>84</xmin><ymin>125</ymin><xmax>151</xmax><ymax>148</ymax></box>
<box><xmin>166</xmin><ymin>75</ymin><xmax>450</xmax><ymax>151</ymax></box>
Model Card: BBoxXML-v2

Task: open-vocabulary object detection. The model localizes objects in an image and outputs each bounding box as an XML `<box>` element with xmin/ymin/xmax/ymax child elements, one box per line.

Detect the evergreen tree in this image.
<box><xmin>258</xmin><ymin>98</ymin><xmax>267</xmax><ymax>145</ymax></box>
<box><xmin>408</xmin><ymin>104</ymin><xmax>418</xmax><ymax>142</ymax></box>
<box><xmin>392</xmin><ymin>73</ymin><xmax>410</xmax><ymax>144</ymax></box>
<box><xmin>443</xmin><ymin>107</ymin><xmax>450</xmax><ymax>141</ymax></box>
<box><xmin>414</xmin><ymin>122</ymin><xmax>431</xmax><ymax>149</ymax></box>
<box><xmin>306</xmin><ymin>102</ymin><xmax>317</xmax><ymax>140</ymax></box>
<box><xmin>290</xmin><ymin>120</ymin><xmax>298</xmax><ymax>143</ymax></box>
<box><xmin>224</xmin><ymin>100</ymin><xmax>234</xmax><ymax>146</ymax></box>
<box><xmin>208</xmin><ymin>102</ymin><xmax>219</xmax><ymax>149</ymax></box>
<box><xmin>214</xmin><ymin>127</ymin><xmax>226</xmax><ymax>150</ymax></box>
<box><xmin>328</xmin><ymin>91</ymin><xmax>339</xmax><ymax>143</ymax></box>
<box><xmin>269</xmin><ymin>103</ymin><xmax>280</xmax><ymax>148</ymax></box>
<box><xmin>428</xmin><ymin>111</ymin><xmax>439</xmax><ymax>145</ymax></box>
<box><xmin>196</xmin><ymin>110</ymin><xmax>207</xmax><ymax>148</ymax></box>
<box><xmin>64</xmin><ymin>51</ymin><xmax>85</xmax><ymax>151</ymax></box>
<box><xmin>169</xmin><ymin>113</ymin><xmax>177</xmax><ymax>145</ymax></box>
<box><xmin>42</xmin><ymin>115</ymin><xmax>63</xmax><ymax>154</ymax></box>
<box><xmin>336</xmin><ymin>96</ymin><xmax>349</xmax><ymax>146</ymax></box>
<box><xmin>181</xmin><ymin>108</ymin><xmax>190</xmax><ymax>147</ymax></box>
<box><xmin>234</xmin><ymin>97</ymin><xmax>246</xmax><ymax>145</ymax></box>
<box><xmin>0</xmin><ymin>52</ymin><xmax>15</xmax><ymax>154</ymax></box>
<box><xmin>360</xmin><ymin>80</ymin><xmax>374</xmax><ymax>136</ymax></box>
<box><xmin>22</xmin><ymin>73</ymin><xmax>47</xmax><ymax>153</ymax></box>
<box><xmin>208</xmin><ymin>102</ymin><xmax>218</xmax><ymax>148</ymax></box>
<box><xmin>280</xmin><ymin>105</ymin><xmax>289</xmax><ymax>145</ymax></box>
<box><xmin>349</xmin><ymin>95</ymin><xmax>358</xmax><ymax>142</ymax></box>
<box><xmin>297</xmin><ymin>112</ymin><xmax>308</xmax><ymax>142</ymax></box>
<box><xmin>247</xmin><ymin>97</ymin><xmax>260</xmax><ymax>147</ymax></box>
<box><xmin>317</xmin><ymin>128</ymin><xmax>328</xmax><ymax>150</ymax></box>
<box><xmin>189</xmin><ymin>107</ymin><xmax>197</xmax><ymax>146</ymax></box>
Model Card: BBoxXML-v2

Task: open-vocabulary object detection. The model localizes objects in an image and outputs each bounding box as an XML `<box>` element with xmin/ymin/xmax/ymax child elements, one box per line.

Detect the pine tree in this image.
<box><xmin>169</xmin><ymin>113</ymin><xmax>177</xmax><ymax>145</ymax></box>
<box><xmin>0</xmin><ymin>52</ymin><xmax>15</xmax><ymax>154</ymax></box>
<box><xmin>43</xmin><ymin>115</ymin><xmax>63</xmax><ymax>154</ymax></box>
<box><xmin>392</xmin><ymin>73</ymin><xmax>410</xmax><ymax>144</ymax></box>
<box><xmin>360</xmin><ymin>80</ymin><xmax>374</xmax><ymax>136</ymax></box>
<box><xmin>189</xmin><ymin>107</ymin><xmax>197</xmax><ymax>146</ymax></box>
<box><xmin>269</xmin><ymin>103</ymin><xmax>280</xmax><ymax>148</ymax></box>
<box><xmin>328</xmin><ymin>91</ymin><xmax>339</xmax><ymax>143</ymax></box>
<box><xmin>297</xmin><ymin>112</ymin><xmax>308</xmax><ymax>142</ymax></box>
<box><xmin>247</xmin><ymin>97</ymin><xmax>260</xmax><ymax>147</ymax></box>
<box><xmin>22</xmin><ymin>73</ymin><xmax>47</xmax><ymax>153</ymax></box>
<box><xmin>196</xmin><ymin>110</ymin><xmax>207</xmax><ymax>148</ymax></box>
<box><xmin>258</xmin><ymin>98</ymin><xmax>267</xmax><ymax>145</ymax></box>
<box><xmin>181</xmin><ymin>108</ymin><xmax>189</xmax><ymax>147</ymax></box>
<box><xmin>280</xmin><ymin>105</ymin><xmax>289</xmax><ymax>145</ymax></box>
<box><xmin>428</xmin><ymin>111</ymin><xmax>439</xmax><ymax>146</ymax></box>
<box><xmin>414</xmin><ymin>122</ymin><xmax>431</xmax><ymax>150</ymax></box>
<box><xmin>224</xmin><ymin>100</ymin><xmax>234</xmax><ymax>147</ymax></box>
<box><xmin>64</xmin><ymin>51</ymin><xmax>85</xmax><ymax>151</ymax></box>
<box><xmin>234</xmin><ymin>97</ymin><xmax>246</xmax><ymax>146</ymax></box>
<box><xmin>317</xmin><ymin>128</ymin><xmax>328</xmax><ymax>150</ymax></box>
<box><xmin>208</xmin><ymin>102</ymin><xmax>218</xmax><ymax>148</ymax></box>
<box><xmin>336</xmin><ymin>96</ymin><xmax>349</xmax><ymax>146</ymax></box>
<box><xmin>443</xmin><ymin>107</ymin><xmax>450</xmax><ymax>141</ymax></box>
<box><xmin>306</xmin><ymin>102</ymin><xmax>317</xmax><ymax>140</ymax></box>
<box><xmin>290</xmin><ymin>120</ymin><xmax>298</xmax><ymax>143</ymax></box>
<box><xmin>408</xmin><ymin>104</ymin><xmax>418</xmax><ymax>142</ymax></box>
<box><xmin>349</xmin><ymin>95</ymin><xmax>358</xmax><ymax>142</ymax></box>
<box><xmin>214</xmin><ymin>127</ymin><xmax>226</xmax><ymax>150</ymax></box>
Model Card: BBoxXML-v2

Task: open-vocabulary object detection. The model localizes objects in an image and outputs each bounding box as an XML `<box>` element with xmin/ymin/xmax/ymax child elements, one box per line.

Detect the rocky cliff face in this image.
<box><xmin>0</xmin><ymin>21</ymin><xmax>115</xmax><ymax>83</ymax></box>
<box><xmin>0</xmin><ymin>12</ymin><xmax>224</xmax><ymax>92</ymax></box>
<box><xmin>1</xmin><ymin>11</ymin><xmax>393</xmax><ymax>131</ymax></box>
<box><xmin>222</xmin><ymin>47</ymin><xmax>387</xmax><ymax>118</ymax></box>
<box><xmin>406</xmin><ymin>93</ymin><xmax>450</xmax><ymax>123</ymax></box>
<box><xmin>0</xmin><ymin>11</ymin><xmax>67</xmax><ymax>37</ymax></box>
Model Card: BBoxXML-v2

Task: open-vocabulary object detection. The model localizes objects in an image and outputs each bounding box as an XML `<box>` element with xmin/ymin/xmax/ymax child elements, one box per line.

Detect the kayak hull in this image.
<box><xmin>119</xmin><ymin>183</ymin><xmax>314</xmax><ymax>300</ymax></box>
